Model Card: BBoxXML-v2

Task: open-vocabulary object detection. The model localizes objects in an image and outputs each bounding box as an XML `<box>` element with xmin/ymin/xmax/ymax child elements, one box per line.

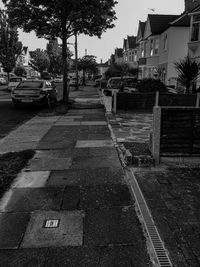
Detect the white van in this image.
<box><xmin>8</xmin><ymin>77</ymin><xmax>25</xmax><ymax>91</ymax></box>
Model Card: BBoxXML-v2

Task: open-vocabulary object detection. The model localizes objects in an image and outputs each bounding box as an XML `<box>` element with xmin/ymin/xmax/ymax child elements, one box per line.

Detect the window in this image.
<box><xmin>163</xmin><ymin>34</ymin><xmax>167</xmax><ymax>50</ymax></box>
<box><xmin>134</xmin><ymin>51</ymin><xmax>137</xmax><ymax>62</ymax></box>
<box><xmin>141</xmin><ymin>43</ymin><xmax>144</xmax><ymax>57</ymax></box>
<box><xmin>154</xmin><ymin>38</ymin><xmax>159</xmax><ymax>55</ymax></box>
<box><xmin>150</xmin><ymin>39</ymin><xmax>154</xmax><ymax>56</ymax></box>
<box><xmin>191</xmin><ymin>14</ymin><xmax>200</xmax><ymax>41</ymax></box>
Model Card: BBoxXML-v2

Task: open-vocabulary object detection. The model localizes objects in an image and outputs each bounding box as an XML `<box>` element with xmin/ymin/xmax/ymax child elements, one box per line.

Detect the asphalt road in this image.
<box><xmin>0</xmin><ymin>87</ymin><xmax>39</xmax><ymax>139</ymax></box>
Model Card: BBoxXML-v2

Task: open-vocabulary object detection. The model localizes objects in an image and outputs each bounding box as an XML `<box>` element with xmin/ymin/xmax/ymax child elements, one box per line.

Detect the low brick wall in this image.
<box><xmin>116</xmin><ymin>92</ymin><xmax>197</xmax><ymax>111</ymax></box>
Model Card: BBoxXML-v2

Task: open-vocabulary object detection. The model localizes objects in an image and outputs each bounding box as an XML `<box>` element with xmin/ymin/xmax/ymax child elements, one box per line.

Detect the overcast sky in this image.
<box><xmin>0</xmin><ymin>0</ymin><xmax>184</xmax><ymax>63</ymax></box>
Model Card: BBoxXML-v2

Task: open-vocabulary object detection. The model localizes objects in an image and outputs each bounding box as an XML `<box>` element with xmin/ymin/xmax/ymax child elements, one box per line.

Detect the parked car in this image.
<box><xmin>11</xmin><ymin>80</ymin><xmax>57</xmax><ymax>108</ymax></box>
<box><xmin>107</xmin><ymin>76</ymin><xmax>138</xmax><ymax>92</ymax></box>
<box><xmin>7</xmin><ymin>77</ymin><xmax>25</xmax><ymax>91</ymax></box>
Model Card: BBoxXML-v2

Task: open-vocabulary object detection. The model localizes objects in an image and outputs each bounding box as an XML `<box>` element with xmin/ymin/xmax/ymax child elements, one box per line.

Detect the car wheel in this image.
<box><xmin>46</xmin><ymin>96</ymin><xmax>52</xmax><ymax>108</ymax></box>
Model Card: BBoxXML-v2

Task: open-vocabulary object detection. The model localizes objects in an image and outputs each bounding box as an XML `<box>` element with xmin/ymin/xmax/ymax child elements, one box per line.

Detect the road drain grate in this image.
<box><xmin>126</xmin><ymin>168</ymin><xmax>173</xmax><ymax>267</ymax></box>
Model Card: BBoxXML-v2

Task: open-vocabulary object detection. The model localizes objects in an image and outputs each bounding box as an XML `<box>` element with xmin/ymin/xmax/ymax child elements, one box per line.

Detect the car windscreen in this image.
<box><xmin>9</xmin><ymin>78</ymin><xmax>22</xmax><ymax>82</ymax></box>
<box><xmin>17</xmin><ymin>81</ymin><xmax>43</xmax><ymax>89</ymax></box>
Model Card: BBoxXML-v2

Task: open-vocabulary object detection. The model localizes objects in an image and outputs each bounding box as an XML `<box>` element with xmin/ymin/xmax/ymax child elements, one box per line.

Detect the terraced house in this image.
<box><xmin>187</xmin><ymin>0</ymin><xmax>200</xmax><ymax>60</ymax></box>
<box><xmin>136</xmin><ymin>14</ymin><xmax>190</xmax><ymax>87</ymax></box>
<box><xmin>122</xmin><ymin>35</ymin><xmax>138</xmax><ymax>69</ymax></box>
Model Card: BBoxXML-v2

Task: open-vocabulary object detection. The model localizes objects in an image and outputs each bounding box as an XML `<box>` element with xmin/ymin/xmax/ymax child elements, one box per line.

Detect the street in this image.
<box><xmin>0</xmin><ymin>86</ymin><xmax>39</xmax><ymax>139</ymax></box>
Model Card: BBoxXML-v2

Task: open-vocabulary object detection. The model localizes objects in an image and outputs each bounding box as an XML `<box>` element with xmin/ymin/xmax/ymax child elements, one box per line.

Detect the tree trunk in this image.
<box><xmin>7</xmin><ymin>72</ymin><xmax>10</xmax><ymax>82</ymax></box>
<box><xmin>82</xmin><ymin>69</ymin><xmax>86</xmax><ymax>85</ymax></box>
<box><xmin>61</xmin><ymin>22</ymin><xmax>69</xmax><ymax>105</ymax></box>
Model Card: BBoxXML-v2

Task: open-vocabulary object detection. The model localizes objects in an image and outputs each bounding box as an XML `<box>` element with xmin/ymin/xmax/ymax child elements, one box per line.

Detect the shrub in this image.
<box><xmin>136</xmin><ymin>78</ymin><xmax>167</xmax><ymax>93</ymax></box>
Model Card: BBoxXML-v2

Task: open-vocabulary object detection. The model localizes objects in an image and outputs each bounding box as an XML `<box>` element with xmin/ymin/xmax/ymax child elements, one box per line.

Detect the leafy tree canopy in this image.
<box><xmin>0</xmin><ymin>9</ymin><xmax>22</xmax><ymax>77</ymax></box>
<box><xmin>14</xmin><ymin>66</ymin><xmax>27</xmax><ymax>77</ymax></box>
<box><xmin>29</xmin><ymin>49</ymin><xmax>50</xmax><ymax>74</ymax></box>
<box><xmin>3</xmin><ymin>0</ymin><xmax>117</xmax><ymax>103</ymax></box>
<box><xmin>3</xmin><ymin>0</ymin><xmax>117</xmax><ymax>40</ymax></box>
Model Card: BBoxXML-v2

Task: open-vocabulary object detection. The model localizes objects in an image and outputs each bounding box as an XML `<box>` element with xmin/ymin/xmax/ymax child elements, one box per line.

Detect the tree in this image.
<box><xmin>174</xmin><ymin>55</ymin><xmax>200</xmax><ymax>94</ymax></box>
<box><xmin>29</xmin><ymin>49</ymin><xmax>50</xmax><ymax>76</ymax></box>
<box><xmin>46</xmin><ymin>39</ymin><xmax>72</xmax><ymax>77</ymax></box>
<box><xmin>105</xmin><ymin>63</ymin><xmax>138</xmax><ymax>79</ymax></box>
<box><xmin>3</xmin><ymin>0</ymin><xmax>117</xmax><ymax>106</ymax></box>
<box><xmin>0</xmin><ymin>9</ymin><xmax>22</xmax><ymax>80</ymax></box>
<box><xmin>14</xmin><ymin>65</ymin><xmax>27</xmax><ymax>77</ymax></box>
<box><xmin>77</xmin><ymin>55</ymin><xmax>97</xmax><ymax>85</ymax></box>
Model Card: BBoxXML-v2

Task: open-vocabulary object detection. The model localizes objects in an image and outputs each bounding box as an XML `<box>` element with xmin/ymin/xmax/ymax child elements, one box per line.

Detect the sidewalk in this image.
<box><xmin>0</xmin><ymin>86</ymin><xmax>152</xmax><ymax>266</ymax></box>
<box><xmin>102</xmin><ymin>91</ymin><xmax>200</xmax><ymax>266</ymax></box>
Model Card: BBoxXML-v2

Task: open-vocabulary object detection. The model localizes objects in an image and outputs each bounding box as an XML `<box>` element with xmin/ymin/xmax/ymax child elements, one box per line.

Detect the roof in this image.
<box><xmin>188</xmin><ymin>4</ymin><xmax>200</xmax><ymax>13</ymax></box>
<box><xmin>115</xmin><ymin>48</ymin><xmax>123</xmax><ymax>57</ymax></box>
<box><xmin>148</xmin><ymin>14</ymin><xmax>180</xmax><ymax>34</ymax></box>
<box><xmin>169</xmin><ymin>13</ymin><xmax>190</xmax><ymax>27</ymax></box>
<box><xmin>127</xmin><ymin>36</ymin><xmax>137</xmax><ymax>49</ymax></box>
<box><xmin>123</xmin><ymin>39</ymin><xmax>127</xmax><ymax>50</ymax></box>
<box><xmin>140</xmin><ymin>21</ymin><xmax>146</xmax><ymax>37</ymax></box>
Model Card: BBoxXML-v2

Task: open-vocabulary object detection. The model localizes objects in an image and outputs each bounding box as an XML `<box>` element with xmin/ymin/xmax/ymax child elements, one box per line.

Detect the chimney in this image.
<box><xmin>101</xmin><ymin>59</ymin><xmax>103</xmax><ymax>64</ymax></box>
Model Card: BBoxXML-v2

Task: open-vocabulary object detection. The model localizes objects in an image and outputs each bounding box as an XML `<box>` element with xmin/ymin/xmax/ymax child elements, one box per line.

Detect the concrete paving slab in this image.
<box><xmin>71</xmin><ymin>156</ymin><xmax>121</xmax><ymax>169</ymax></box>
<box><xmin>21</xmin><ymin>210</ymin><xmax>84</xmax><ymax>248</ymax></box>
<box><xmin>89</xmin><ymin>147</ymin><xmax>118</xmax><ymax>157</ymax></box>
<box><xmin>0</xmin><ymin>141</ymin><xmax>38</xmax><ymax>153</ymax></box>
<box><xmin>46</xmin><ymin>170</ymin><xmax>86</xmax><ymax>187</ymax></box>
<box><xmin>81</xmin><ymin>121</ymin><xmax>107</xmax><ymax>125</ymax></box>
<box><xmin>12</xmin><ymin>170</ymin><xmax>50</xmax><ymax>188</ymax></box>
<box><xmin>80</xmin><ymin>185</ymin><xmax>132</xmax><ymax>209</ymax></box>
<box><xmin>0</xmin><ymin>248</ymin><xmax>48</xmax><ymax>267</ymax></box>
<box><xmin>61</xmin><ymin>186</ymin><xmax>80</xmax><ymax>210</ymax></box>
<box><xmin>27</xmin><ymin>157</ymin><xmax>72</xmax><ymax>171</ymax></box>
<box><xmin>54</xmin><ymin>121</ymin><xmax>81</xmax><ymax>126</ymax></box>
<box><xmin>84</xmin><ymin>206</ymin><xmax>141</xmax><ymax>246</ymax></box>
<box><xmin>37</xmin><ymin>140</ymin><xmax>76</xmax><ymax>150</ymax></box>
<box><xmin>0</xmin><ymin>212</ymin><xmax>31</xmax><ymax>249</ymax></box>
<box><xmin>2</xmin><ymin>188</ymin><xmax>64</xmax><ymax>212</ymax></box>
<box><xmin>45</xmin><ymin>247</ymin><xmax>100</xmax><ymax>267</ymax></box>
<box><xmin>76</xmin><ymin>140</ymin><xmax>113</xmax><ymax>148</ymax></box>
<box><xmin>47</xmin><ymin>167</ymin><xmax>125</xmax><ymax>187</ymax></box>
<box><xmin>87</xmin><ymin>133</ymin><xmax>110</xmax><ymax>140</ymax></box>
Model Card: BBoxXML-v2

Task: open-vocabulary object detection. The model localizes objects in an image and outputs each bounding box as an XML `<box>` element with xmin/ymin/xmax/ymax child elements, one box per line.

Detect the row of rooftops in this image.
<box><xmin>113</xmin><ymin>9</ymin><xmax>194</xmax><ymax>60</ymax></box>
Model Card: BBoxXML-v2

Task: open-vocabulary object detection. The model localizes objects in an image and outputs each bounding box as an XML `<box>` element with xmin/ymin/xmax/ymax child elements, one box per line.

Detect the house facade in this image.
<box><xmin>188</xmin><ymin>3</ymin><xmax>200</xmax><ymax>60</ymax></box>
<box><xmin>114</xmin><ymin>48</ymin><xmax>123</xmax><ymax>64</ymax></box>
<box><xmin>136</xmin><ymin>14</ymin><xmax>190</xmax><ymax>86</ymax></box>
<box><xmin>136</xmin><ymin>21</ymin><xmax>147</xmax><ymax>79</ymax></box>
<box><xmin>123</xmin><ymin>35</ymin><xmax>138</xmax><ymax>69</ymax></box>
<box><xmin>159</xmin><ymin>14</ymin><xmax>190</xmax><ymax>86</ymax></box>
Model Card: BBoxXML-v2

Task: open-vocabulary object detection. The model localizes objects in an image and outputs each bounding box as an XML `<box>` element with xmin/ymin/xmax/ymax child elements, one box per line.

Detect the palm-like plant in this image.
<box><xmin>174</xmin><ymin>55</ymin><xmax>200</xmax><ymax>94</ymax></box>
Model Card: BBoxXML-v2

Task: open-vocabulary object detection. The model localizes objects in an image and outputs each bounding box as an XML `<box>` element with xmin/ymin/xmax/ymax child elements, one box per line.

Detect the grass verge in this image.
<box><xmin>0</xmin><ymin>150</ymin><xmax>35</xmax><ymax>199</ymax></box>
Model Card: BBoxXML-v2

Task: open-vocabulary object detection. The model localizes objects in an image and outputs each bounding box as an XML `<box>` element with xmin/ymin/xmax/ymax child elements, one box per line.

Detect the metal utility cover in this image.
<box><xmin>43</xmin><ymin>219</ymin><xmax>60</xmax><ymax>228</ymax></box>
<box><xmin>21</xmin><ymin>211</ymin><xmax>84</xmax><ymax>248</ymax></box>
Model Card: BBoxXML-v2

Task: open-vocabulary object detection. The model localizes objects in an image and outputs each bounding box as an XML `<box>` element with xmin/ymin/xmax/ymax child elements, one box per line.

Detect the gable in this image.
<box><xmin>143</xmin><ymin>17</ymin><xmax>152</xmax><ymax>39</ymax></box>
